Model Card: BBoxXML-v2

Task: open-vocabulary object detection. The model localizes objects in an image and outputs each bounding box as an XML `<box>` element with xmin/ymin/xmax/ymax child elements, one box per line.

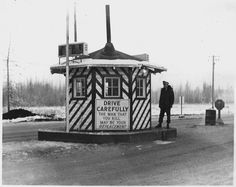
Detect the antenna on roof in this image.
<box><xmin>74</xmin><ymin>1</ymin><xmax>77</xmax><ymax>42</ymax></box>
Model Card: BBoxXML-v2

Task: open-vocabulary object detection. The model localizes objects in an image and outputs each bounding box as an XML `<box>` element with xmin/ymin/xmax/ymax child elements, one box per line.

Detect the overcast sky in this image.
<box><xmin>1</xmin><ymin>0</ymin><xmax>236</xmax><ymax>90</ymax></box>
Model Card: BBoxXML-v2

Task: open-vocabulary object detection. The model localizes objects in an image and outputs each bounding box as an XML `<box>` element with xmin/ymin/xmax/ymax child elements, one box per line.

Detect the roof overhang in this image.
<box><xmin>50</xmin><ymin>59</ymin><xmax>167</xmax><ymax>74</ymax></box>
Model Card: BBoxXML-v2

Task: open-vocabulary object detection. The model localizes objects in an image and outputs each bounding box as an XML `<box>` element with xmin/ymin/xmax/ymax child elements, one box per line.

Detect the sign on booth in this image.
<box><xmin>95</xmin><ymin>99</ymin><xmax>130</xmax><ymax>130</ymax></box>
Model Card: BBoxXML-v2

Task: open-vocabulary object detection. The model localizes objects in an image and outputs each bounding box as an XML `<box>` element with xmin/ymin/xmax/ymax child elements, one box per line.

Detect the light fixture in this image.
<box><xmin>142</xmin><ymin>68</ymin><xmax>148</xmax><ymax>76</ymax></box>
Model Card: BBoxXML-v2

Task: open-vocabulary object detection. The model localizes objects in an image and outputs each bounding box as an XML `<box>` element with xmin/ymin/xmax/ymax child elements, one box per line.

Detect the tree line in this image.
<box><xmin>2</xmin><ymin>80</ymin><xmax>234</xmax><ymax>107</ymax></box>
<box><xmin>2</xmin><ymin>80</ymin><xmax>65</xmax><ymax>107</ymax></box>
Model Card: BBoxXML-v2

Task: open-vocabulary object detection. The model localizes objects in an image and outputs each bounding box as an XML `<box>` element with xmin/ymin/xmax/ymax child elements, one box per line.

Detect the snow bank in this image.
<box><xmin>2</xmin><ymin>115</ymin><xmax>52</xmax><ymax>123</ymax></box>
<box><xmin>2</xmin><ymin>104</ymin><xmax>234</xmax><ymax>123</ymax></box>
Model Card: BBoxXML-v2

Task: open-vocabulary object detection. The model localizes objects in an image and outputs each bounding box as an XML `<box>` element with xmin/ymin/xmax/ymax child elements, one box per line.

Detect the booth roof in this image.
<box><xmin>50</xmin><ymin>58</ymin><xmax>167</xmax><ymax>74</ymax></box>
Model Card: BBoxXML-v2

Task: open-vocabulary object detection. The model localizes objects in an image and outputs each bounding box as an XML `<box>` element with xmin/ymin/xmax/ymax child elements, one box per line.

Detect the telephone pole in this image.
<box><xmin>212</xmin><ymin>55</ymin><xmax>215</xmax><ymax>109</ymax></box>
<box><xmin>7</xmin><ymin>42</ymin><xmax>11</xmax><ymax>112</ymax></box>
<box><xmin>205</xmin><ymin>55</ymin><xmax>217</xmax><ymax>125</ymax></box>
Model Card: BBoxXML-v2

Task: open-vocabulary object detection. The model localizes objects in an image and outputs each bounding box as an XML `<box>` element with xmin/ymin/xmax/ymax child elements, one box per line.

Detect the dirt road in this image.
<box><xmin>2</xmin><ymin>115</ymin><xmax>234</xmax><ymax>185</ymax></box>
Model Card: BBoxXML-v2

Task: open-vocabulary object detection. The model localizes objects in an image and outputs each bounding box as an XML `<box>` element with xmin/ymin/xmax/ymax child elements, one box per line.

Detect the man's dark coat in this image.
<box><xmin>159</xmin><ymin>85</ymin><xmax>174</xmax><ymax>109</ymax></box>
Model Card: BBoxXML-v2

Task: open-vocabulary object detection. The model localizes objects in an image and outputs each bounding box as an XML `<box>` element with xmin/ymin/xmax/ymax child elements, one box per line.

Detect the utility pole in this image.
<box><xmin>212</xmin><ymin>55</ymin><xmax>215</xmax><ymax>109</ymax></box>
<box><xmin>7</xmin><ymin>42</ymin><xmax>11</xmax><ymax>112</ymax></box>
<box><xmin>205</xmin><ymin>55</ymin><xmax>217</xmax><ymax>125</ymax></box>
<box><xmin>66</xmin><ymin>10</ymin><xmax>70</xmax><ymax>132</ymax></box>
<box><xmin>74</xmin><ymin>1</ymin><xmax>77</xmax><ymax>42</ymax></box>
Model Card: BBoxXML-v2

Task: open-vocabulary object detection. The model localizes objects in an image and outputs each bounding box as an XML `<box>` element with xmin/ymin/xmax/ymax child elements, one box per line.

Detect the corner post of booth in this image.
<box><xmin>91</xmin><ymin>67</ymin><xmax>96</xmax><ymax>131</ymax></box>
<box><xmin>128</xmin><ymin>67</ymin><xmax>133</xmax><ymax>131</ymax></box>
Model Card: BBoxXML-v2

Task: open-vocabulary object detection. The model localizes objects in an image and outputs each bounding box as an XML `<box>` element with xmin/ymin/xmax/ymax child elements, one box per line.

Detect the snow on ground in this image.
<box><xmin>2</xmin><ymin>103</ymin><xmax>234</xmax><ymax>123</ymax></box>
<box><xmin>2</xmin><ymin>138</ymin><xmax>178</xmax><ymax>162</ymax></box>
<box><xmin>2</xmin><ymin>106</ymin><xmax>65</xmax><ymax>120</ymax></box>
<box><xmin>152</xmin><ymin>103</ymin><xmax>234</xmax><ymax>116</ymax></box>
<box><xmin>3</xmin><ymin>140</ymin><xmax>99</xmax><ymax>153</ymax></box>
<box><xmin>2</xmin><ymin>140</ymin><xmax>138</xmax><ymax>159</ymax></box>
<box><xmin>2</xmin><ymin>140</ymin><xmax>102</xmax><ymax>162</ymax></box>
<box><xmin>2</xmin><ymin>115</ymin><xmax>52</xmax><ymax>123</ymax></box>
<box><xmin>24</xmin><ymin>106</ymin><xmax>65</xmax><ymax>118</ymax></box>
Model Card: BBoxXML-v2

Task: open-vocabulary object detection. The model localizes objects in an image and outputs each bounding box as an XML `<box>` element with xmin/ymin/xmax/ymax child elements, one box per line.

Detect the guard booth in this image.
<box><xmin>51</xmin><ymin>55</ymin><xmax>165</xmax><ymax>132</ymax></box>
<box><xmin>39</xmin><ymin>5</ymin><xmax>177</xmax><ymax>143</ymax></box>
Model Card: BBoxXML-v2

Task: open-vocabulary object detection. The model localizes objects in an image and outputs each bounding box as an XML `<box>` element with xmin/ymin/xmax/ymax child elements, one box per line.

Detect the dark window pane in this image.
<box><xmin>77</xmin><ymin>91</ymin><xmax>81</xmax><ymax>96</ymax></box>
<box><xmin>82</xmin><ymin>88</ymin><xmax>85</xmax><ymax>96</ymax></box>
<box><xmin>140</xmin><ymin>79</ymin><xmax>143</xmax><ymax>87</ymax></box>
<box><xmin>113</xmin><ymin>78</ymin><xmax>119</xmax><ymax>87</ymax></box>
<box><xmin>140</xmin><ymin>88</ymin><xmax>143</xmax><ymax>96</ymax></box>
<box><xmin>106</xmin><ymin>78</ymin><xmax>112</xmax><ymax>86</ymax></box>
<box><xmin>113</xmin><ymin>88</ymin><xmax>119</xmax><ymax>96</ymax></box>
<box><xmin>75</xmin><ymin>78</ymin><xmax>86</xmax><ymax>97</ymax></box>
<box><xmin>108</xmin><ymin>88</ymin><xmax>112</xmax><ymax>96</ymax></box>
<box><xmin>137</xmin><ymin>80</ymin><xmax>140</xmax><ymax>88</ymax></box>
<box><xmin>137</xmin><ymin>88</ymin><xmax>140</xmax><ymax>96</ymax></box>
<box><xmin>81</xmin><ymin>79</ymin><xmax>85</xmax><ymax>87</ymax></box>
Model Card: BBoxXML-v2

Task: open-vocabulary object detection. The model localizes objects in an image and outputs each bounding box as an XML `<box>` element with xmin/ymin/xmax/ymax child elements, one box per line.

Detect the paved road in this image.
<box><xmin>1</xmin><ymin>117</ymin><xmax>196</xmax><ymax>142</ymax></box>
<box><xmin>2</xmin><ymin>115</ymin><xmax>234</xmax><ymax>185</ymax></box>
<box><xmin>2</xmin><ymin>121</ymin><xmax>65</xmax><ymax>142</ymax></box>
<box><xmin>2</xmin><ymin>115</ymin><xmax>233</xmax><ymax>142</ymax></box>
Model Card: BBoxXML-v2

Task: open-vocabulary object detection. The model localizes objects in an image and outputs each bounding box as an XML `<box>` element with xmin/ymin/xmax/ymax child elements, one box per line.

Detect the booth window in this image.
<box><xmin>136</xmin><ymin>77</ymin><xmax>146</xmax><ymax>98</ymax></box>
<box><xmin>104</xmin><ymin>77</ymin><xmax>120</xmax><ymax>98</ymax></box>
<box><xmin>73</xmin><ymin>77</ymin><xmax>86</xmax><ymax>98</ymax></box>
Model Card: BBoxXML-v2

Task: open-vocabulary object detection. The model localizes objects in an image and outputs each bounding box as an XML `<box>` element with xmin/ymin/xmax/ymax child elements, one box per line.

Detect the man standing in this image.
<box><xmin>156</xmin><ymin>81</ymin><xmax>174</xmax><ymax>129</ymax></box>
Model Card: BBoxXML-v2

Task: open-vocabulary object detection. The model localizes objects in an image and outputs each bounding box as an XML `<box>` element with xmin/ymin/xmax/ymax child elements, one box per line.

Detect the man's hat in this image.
<box><xmin>163</xmin><ymin>81</ymin><xmax>169</xmax><ymax>85</ymax></box>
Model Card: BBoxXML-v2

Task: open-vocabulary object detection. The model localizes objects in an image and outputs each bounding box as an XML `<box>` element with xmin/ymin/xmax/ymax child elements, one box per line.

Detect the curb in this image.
<box><xmin>38</xmin><ymin>128</ymin><xmax>177</xmax><ymax>144</ymax></box>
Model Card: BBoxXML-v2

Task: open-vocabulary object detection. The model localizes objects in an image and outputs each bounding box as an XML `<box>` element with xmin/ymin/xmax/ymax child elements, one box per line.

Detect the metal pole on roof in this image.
<box><xmin>106</xmin><ymin>5</ymin><xmax>111</xmax><ymax>43</ymax></box>
<box><xmin>66</xmin><ymin>9</ymin><xmax>70</xmax><ymax>132</ymax></box>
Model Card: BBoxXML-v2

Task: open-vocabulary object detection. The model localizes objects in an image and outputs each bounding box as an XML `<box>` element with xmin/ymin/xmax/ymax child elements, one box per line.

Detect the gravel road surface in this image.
<box><xmin>2</xmin><ymin>115</ymin><xmax>234</xmax><ymax>185</ymax></box>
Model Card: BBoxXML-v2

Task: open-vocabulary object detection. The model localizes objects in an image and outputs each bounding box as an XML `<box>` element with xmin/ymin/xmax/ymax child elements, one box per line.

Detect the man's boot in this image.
<box><xmin>166</xmin><ymin>123</ymin><xmax>170</xmax><ymax>129</ymax></box>
<box><xmin>156</xmin><ymin>123</ymin><xmax>162</xmax><ymax>128</ymax></box>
